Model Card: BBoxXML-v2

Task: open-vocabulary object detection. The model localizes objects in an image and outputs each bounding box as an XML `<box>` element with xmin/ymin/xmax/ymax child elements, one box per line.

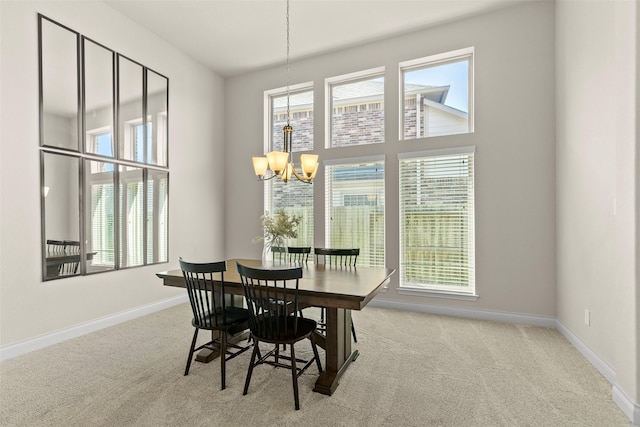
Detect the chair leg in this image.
<box><xmin>310</xmin><ymin>334</ymin><xmax>323</xmax><ymax>373</ymax></box>
<box><xmin>184</xmin><ymin>328</ymin><xmax>199</xmax><ymax>376</ymax></box>
<box><xmin>290</xmin><ymin>344</ymin><xmax>300</xmax><ymax>410</ymax></box>
<box><xmin>243</xmin><ymin>340</ymin><xmax>259</xmax><ymax>396</ymax></box>
<box><xmin>220</xmin><ymin>330</ymin><xmax>226</xmax><ymax>390</ymax></box>
<box><xmin>351</xmin><ymin>319</ymin><xmax>357</xmax><ymax>343</ymax></box>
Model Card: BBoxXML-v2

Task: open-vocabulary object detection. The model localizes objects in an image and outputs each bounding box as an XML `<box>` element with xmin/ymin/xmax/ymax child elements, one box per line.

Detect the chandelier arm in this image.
<box><xmin>291</xmin><ymin>167</ymin><xmax>313</xmax><ymax>184</ymax></box>
<box><xmin>256</xmin><ymin>173</ymin><xmax>280</xmax><ymax>181</ymax></box>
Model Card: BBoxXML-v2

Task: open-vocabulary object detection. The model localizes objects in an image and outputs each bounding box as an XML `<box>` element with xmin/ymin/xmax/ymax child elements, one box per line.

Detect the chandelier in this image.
<box><xmin>251</xmin><ymin>0</ymin><xmax>318</xmax><ymax>184</ymax></box>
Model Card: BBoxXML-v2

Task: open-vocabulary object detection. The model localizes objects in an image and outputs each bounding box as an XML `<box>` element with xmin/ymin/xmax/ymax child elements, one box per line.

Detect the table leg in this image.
<box><xmin>313</xmin><ymin>307</ymin><xmax>358</xmax><ymax>395</ymax></box>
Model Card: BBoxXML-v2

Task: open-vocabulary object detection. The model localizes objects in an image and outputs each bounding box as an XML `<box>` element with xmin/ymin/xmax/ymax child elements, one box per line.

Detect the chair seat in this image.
<box><xmin>253</xmin><ymin>316</ymin><xmax>317</xmax><ymax>343</ymax></box>
<box><xmin>192</xmin><ymin>306</ymin><xmax>250</xmax><ymax>330</ymax></box>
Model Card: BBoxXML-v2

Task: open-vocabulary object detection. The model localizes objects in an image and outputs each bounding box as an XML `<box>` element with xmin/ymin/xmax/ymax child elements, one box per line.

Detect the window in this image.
<box><xmin>327</xmin><ymin>68</ymin><xmax>385</xmax><ymax>148</ymax></box>
<box><xmin>399</xmin><ymin>148</ymin><xmax>475</xmax><ymax>295</ymax></box>
<box><xmin>400</xmin><ymin>47</ymin><xmax>473</xmax><ymax>140</ymax></box>
<box><xmin>265</xmin><ymin>85</ymin><xmax>314</xmax><ymax>246</ymax></box>
<box><xmin>269</xmin><ymin>86</ymin><xmax>313</xmax><ymax>152</ymax></box>
<box><xmin>325</xmin><ymin>158</ymin><xmax>385</xmax><ymax>267</ymax></box>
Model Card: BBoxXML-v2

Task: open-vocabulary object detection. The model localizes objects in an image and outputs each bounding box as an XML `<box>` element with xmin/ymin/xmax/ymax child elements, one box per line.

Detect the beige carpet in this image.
<box><xmin>0</xmin><ymin>304</ymin><xmax>630</xmax><ymax>426</ymax></box>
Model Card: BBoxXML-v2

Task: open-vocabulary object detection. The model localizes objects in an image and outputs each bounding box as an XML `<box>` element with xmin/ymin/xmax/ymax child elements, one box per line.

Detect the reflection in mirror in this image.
<box><xmin>43</xmin><ymin>152</ymin><xmax>81</xmax><ymax>279</ymax></box>
<box><xmin>40</xmin><ymin>17</ymin><xmax>79</xmax><ymax>151</ymax></box>
<box><xmin>84</xmin><ymin>38</ymin><xmax>114</xmax><ymax>157</ymax></box>
<box><xmin>118</xmin><ymin>56</ymin><xmax>144</xmax><ymax>162</ymax></box>
<box><xmin>146</xmin><ymin>71</ymin><xmax>169</xmax><ymax>166</ymax></box>
<box><xmin>147</xmin><ymin>170</ymin><xmax>169</xmax><ymax>264</ymax></box>
<box><xmin>84</xmin><ymin>159</ymin><xmax>116</xmax><ymax>273</ymax></box>
<box><xmin>119</xmin><ymin>165</ymin><xmax>144</xmax><ymax>268</ymax></box>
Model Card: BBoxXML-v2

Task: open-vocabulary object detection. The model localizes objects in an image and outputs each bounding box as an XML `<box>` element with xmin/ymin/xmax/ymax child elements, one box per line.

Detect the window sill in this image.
<box><xmin>397</xmin><ymin>287</ymin><xmax>478</xmax><ymax>301</ymax></box>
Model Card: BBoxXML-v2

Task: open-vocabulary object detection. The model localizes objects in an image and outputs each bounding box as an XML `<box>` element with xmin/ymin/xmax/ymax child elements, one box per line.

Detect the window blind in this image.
<box><xmin>399</xmin><ymin>150</ymin><xmax>475</xmax><ymax>293</ymax></box>
<box><xmin>325</xmin><ymin>159</ymin><xmax>385</xmax><ymax>267</ymax></box>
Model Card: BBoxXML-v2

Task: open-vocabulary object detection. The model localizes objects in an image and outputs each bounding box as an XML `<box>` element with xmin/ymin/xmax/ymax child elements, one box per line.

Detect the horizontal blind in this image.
<box><xmin>399</xmin><ymin>151</ymin><xmax>475</xmax><ymax>293</ymax></box>
<box><xmin>325</xmin><ymin>160</ymin><xmax>385</xmax><ymax>267</ymax></box>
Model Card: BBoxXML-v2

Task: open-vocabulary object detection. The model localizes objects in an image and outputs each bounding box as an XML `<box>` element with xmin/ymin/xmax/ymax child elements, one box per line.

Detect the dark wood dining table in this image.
<box><xmin>156</xmin><ymin>258</ymin><xmax>395</xmax><ymax>395</ymax></box>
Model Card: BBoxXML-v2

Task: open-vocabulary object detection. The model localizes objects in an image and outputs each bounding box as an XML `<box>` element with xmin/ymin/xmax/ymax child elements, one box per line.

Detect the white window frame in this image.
<box><xmin>264</xmin><ymin>82</ymin><xmax>314</xmax><ymax>153</ymax></box>
<box><xmin>263</xmin><ymin>83</ymin><xmax>316</xmax><ymax>248</ymax></box>
<box><xmin>399</xmin><ymin>47</ymin><xmax>474</xmax><ymax>141</ymax></box>
<box><xmin>325</xmin><ymin>66</ymin><xmax>385</xmax><ymax>149</ymax></box>
<box><xmin>324</xmin><ymin>155</ymin><xmax>386</xmax><ymax>268</ymax></box>
<box><xmin>398</xmin><ymin>146</ymin><xmax>477</xmax><ymax>300</ymax></box>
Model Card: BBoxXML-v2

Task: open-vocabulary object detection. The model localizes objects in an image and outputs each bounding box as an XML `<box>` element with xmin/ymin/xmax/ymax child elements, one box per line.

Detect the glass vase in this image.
<box><xmin>261</xmin><ymin>239</ymin><xmax>272</xmax><ymax>265</ymax></box>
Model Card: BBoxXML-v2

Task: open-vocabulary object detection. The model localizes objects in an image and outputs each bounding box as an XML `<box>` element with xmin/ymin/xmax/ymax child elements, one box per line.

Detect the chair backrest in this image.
<box><xmin>63</xmin><ymin>240</ymin><xmax>80</xmax><ymax>254</ymax></box>
<box><xmin>287</xmin><ymin>246</ymin><xmax>311</xmax><ymax>264</ymax></box>
<box><xmin>236</xmin><ymin>262</ymin><xmax>303</xmax><ymax>340</ymax></box>
<box><xmin>46</xmin><ymin>239</ymin><xmax>80</xmax><ymax>276</ymax></box>
<box><xmin>46</xmin><ymin>239</ymin><xmax>65</xmax><ymax>255</ymax></box>
<box><xmin>179</xmin><ymin>258</ymin><xmax>228</xmax><ymax>329</ymax></box>
<box><xmin>271</xmin><ymin>246</ymin><xmax>286</xmax><ymax>262</ymax></box>
<box><xmin>314</xmin><ymin>248</ymin><xmax>359</xmax><ymax>267</ymax></box>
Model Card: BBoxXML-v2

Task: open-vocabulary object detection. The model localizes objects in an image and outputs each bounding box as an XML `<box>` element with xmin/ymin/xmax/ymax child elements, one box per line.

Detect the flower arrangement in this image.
<box><xmin>255</xmin><ymin>209</ymin><xmax>301</xmax><ymax>252</ymax></box>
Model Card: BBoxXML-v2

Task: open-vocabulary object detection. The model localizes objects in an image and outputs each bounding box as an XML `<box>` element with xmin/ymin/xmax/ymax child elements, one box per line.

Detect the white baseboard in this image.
<box><xmin>0</xmin><ymin>294</ymin><xmax>188</xmax><ymax>362</ymax></box>
<box><xmin>370</xmin><ymin>298</ymin><xmax>638</xmax><ymax>425</ymax></box>
<box><xmin>555</xmin><ymin>321</ymin><xmax>617</xmax><ymax>383</ymax></box>
<box><xmin>369</xmin><ymin>298</ymin><xmax>557</xmax><ymax>328</ymax></box>
<box><xmin>613</xmin><ymin>384</ymin><xmax>640</xmax><ymax>426</ymax></box>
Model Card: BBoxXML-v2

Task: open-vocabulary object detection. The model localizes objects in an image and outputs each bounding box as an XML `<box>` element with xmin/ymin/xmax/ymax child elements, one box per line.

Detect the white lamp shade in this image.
<box><xmin>310</xmin><ymin>162</ymin><xmax>319</xmax><ymax>179</ymax></box>
<box><xmin>267</xmin><ymin>151</ymin><xmax>289</xmax><ymax>174</ymax></box>
<box><xmin>300</xmin><ymin>154</ymin><xmax>319</xmax><ymax>177</ymax></box>
<box><xmin>252</xmin><ymin>157</ymin><xmax>269</xmax><ymax>176</ymax></box>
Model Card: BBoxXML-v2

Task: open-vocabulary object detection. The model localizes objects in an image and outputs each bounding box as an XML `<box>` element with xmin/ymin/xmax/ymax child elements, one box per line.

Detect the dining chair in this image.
<box><xmin>236</xmin><ymin>262</ymin><xmax>322</xmax><ymax>410</ymax></box>
<box><xmin>179</xmin><ymin>258</ymin><xmax>252</xmax><ymax>390</ymax></box>
<box><xmin>313</xmin><ymin>248</ymin><xmax>360</xmax><ymax>342</ymax></box>
<box><xmin>46</xmin><ymin>239</ymin><xmax>79</xmax><ymax>276</ymax></box>
<box><xmin>271</xmin><ymin>246</ymin><xmax>286</xmax><ymax>262</ymax></box>
<box><xmin>46</xmin><ymin>239</ymin><xmax>65</xmax><ymax>255</ymax></box>
<box><xmin>61</xmin><ymin>240</ymin><xmax>81</xmax><ymax>275</ymax></box>
<box><xmin>286</xmin><ymin>246</ymin><xmax>311</xmax><ymax>264</ymax></box>
<box><xmin>314</xmin><ymin>248</ymin><xmax>359</xmax><ymax>267</ymax></box>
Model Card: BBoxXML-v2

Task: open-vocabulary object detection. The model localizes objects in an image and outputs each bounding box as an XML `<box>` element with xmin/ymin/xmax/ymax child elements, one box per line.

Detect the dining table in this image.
<box><xmin>156</xmin><ymin>258</ymin><xmax>395</xmax><ymax>396</ymax></box>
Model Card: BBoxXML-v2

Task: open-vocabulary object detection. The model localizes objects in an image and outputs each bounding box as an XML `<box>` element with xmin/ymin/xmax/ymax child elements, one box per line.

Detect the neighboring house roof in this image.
<box><xmin>273</xmin><ymin>80</ymin><xmax>455</xmax><ymax>110</ymax></box>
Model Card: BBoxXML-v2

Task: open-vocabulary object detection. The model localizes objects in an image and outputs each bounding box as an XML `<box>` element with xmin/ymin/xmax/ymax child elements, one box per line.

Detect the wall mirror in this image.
<box><xmin>118</xmin><ymin>56</ymin><xmax>144</xmax><ymax>162</ymax></box>
<box><xmin>39</xmin><ymin>17</ymin><xmax>79</xmax><ymax>151</ymax></box>
<box><xmin>84</xmin><ymin>38</ymin><xmax>114</xmax><ymax>157</ymax></box>
<box><xmin>42</xmin><ymin>152</ymin><xmax>81</xmax><ymax>279</ymax></box>
<box><xmin>39</xmin><ymin>14</ymin><xmax>169</xmax><ymax>281</ymax></box>
<box><xmin>146</xmin><ymin>70</ymin><xmax>168</xmax><ymax>166</ymax></box>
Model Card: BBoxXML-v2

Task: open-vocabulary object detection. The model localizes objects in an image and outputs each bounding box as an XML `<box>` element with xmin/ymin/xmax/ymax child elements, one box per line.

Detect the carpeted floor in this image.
<box><xmin>0</xmin><ymin>304</ymin><xmax>630</xmax><ymax>426</ymax></box>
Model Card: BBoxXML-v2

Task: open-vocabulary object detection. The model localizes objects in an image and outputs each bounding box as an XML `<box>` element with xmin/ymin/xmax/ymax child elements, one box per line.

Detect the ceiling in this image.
<box><xmin>104</xmin><ymin>0</ymin><xmax>527</xmax><ymax>77</ymax></box>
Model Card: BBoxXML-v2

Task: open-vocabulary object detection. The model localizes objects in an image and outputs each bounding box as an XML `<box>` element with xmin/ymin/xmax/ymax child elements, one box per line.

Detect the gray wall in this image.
<box><xmin>0</xmin><ymin>0</ymin><xmax>225</xmax><ymax>345</ymax></box>
<box><xmin>556</xmin><ymin>0</ymin><xmax>639</xmax><ymax>409</ymax></box>
<box><xmin>225</xmin><ymin>2</ymin><xmax>557</xmax><ymax>318</ymax></box>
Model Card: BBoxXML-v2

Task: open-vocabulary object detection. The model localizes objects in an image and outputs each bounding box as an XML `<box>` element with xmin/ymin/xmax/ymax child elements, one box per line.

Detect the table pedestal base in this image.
<box><xmin>312</xmin><ymin>307</ymin><xmax>355</xmax><ymax>396</ymax></box>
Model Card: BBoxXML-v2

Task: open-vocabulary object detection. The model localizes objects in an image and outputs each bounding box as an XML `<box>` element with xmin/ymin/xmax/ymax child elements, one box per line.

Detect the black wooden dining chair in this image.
<box><xmin>271</xmin><ymin>246</ymin><xmax>286</xmax><ymax>262</ymax></box>
<box><xmin>236</xmin><ymin>262</ymin><xmax>322</xmax><ymax>410</ymax></box>
<box><xmin>313</xmin><ymin>248</ymin><xmax>360</xmax><ymax>342</ymax></box>
<box><xmin>287</xmin><ymin>246</ymin><xmax>311</xmax><ymax>264</ymax></box>
<box><xmin>46</xmin><ymin>239</ymin><xmax>80</xmax><ymax>276</ymax></box>
<box><xmin>179</xmin><ymin>258</ymin><xmax>252</xmax><ymax>390</ymax></box>
<box><xmin>314</xmin><ymin>248</ymin><xmax>360</xmax><ymax>267</ymax></box>
<box><xmin>61</xmin><ymin>240</ymin><xmax>81</xmax><ymax>275</ymax></box>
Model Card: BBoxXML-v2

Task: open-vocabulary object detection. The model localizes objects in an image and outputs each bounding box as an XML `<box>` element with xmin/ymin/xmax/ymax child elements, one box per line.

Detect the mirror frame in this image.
<box><xmin>38</xmin><ymin>14</ymin><xmax>169</xmax><ymax>281</ymax></box>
